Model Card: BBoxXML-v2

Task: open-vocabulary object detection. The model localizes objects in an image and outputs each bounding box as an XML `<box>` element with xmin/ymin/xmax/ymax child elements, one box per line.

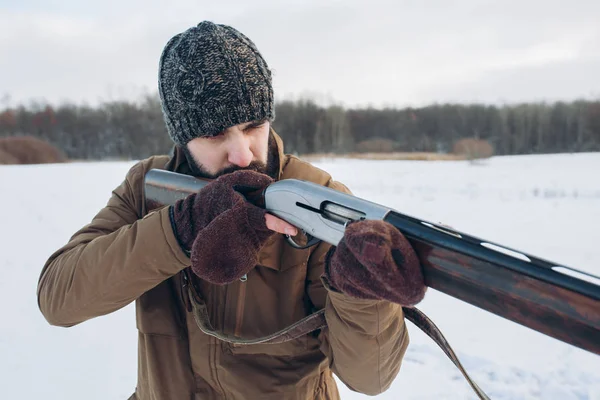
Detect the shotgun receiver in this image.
<box><xmin>144</xmin><ymin>168</ymin><xmax>600</xmax><ymax>356</ymax></box>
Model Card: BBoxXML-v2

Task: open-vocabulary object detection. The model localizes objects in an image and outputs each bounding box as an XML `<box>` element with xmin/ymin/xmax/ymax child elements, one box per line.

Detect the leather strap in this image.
<box><xmin>183</xmin><ymin>269</ymin><xmax>490</xmax><ymax>399</ymax></box>
<box><xmin>402</xmin><ymin>307</ymin><xmax>490</xmax><ymax>400</ymax></box>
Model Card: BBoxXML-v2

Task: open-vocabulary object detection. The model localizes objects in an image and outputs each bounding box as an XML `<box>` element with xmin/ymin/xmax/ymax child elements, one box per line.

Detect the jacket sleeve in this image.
<box><xmin>37</xmin><ymin>160</ymin><xmax>191</xmax><ymax>327</ymax></box>
<box><xmin>306</xmin><ymin>179</ymin><xmax>409</xmax><ymax>396</ymax></box>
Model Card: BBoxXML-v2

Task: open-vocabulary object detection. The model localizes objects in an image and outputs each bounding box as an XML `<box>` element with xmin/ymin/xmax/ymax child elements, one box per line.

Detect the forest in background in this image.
<box><xmin>0</xmin><ymin>95</ymin><xmax>599</xmax><ymax>162</ymax></box>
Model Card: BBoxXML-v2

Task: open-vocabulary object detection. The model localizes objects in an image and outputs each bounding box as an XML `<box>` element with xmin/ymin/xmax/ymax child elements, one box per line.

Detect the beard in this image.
<box><xmin>182</xmin><ymin>133</ymin><xmax>280</xmax><ymax>181</ymax></box>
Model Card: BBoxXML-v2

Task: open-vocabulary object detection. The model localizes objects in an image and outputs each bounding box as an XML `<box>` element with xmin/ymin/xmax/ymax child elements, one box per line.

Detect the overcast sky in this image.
<box><xmin>1</xmin><ymin>0</ymin><xmax>599</xmax><ymax>108</ymax></box>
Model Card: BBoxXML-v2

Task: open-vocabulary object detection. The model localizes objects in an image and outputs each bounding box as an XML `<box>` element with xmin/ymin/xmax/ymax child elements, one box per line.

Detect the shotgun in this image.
<box><xmin>144</xmin><ymin>168</ymin><xmax>600</xmax><ymax>354</ymax></box>
<box><xmin>144</xmin><ymin>168</ymin><xmax>600</xmax><ymax>398</ymax></box>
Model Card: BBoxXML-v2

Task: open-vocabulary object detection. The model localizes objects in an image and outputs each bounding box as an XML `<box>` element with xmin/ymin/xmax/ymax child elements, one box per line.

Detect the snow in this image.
<box><xmin>1</xmin><ymin>152</ymin><xmax>599</xmax><ymax>399</ymax></box>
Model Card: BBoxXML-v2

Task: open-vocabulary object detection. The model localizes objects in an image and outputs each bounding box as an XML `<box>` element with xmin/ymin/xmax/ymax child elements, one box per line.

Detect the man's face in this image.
<box><xmin>183</xmin><ymin>119</ymin><xmax>277</xmax><ymax>180</ymax></box>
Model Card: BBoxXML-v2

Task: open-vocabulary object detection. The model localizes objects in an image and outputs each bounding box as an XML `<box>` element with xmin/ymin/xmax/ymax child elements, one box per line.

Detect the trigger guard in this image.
<box><xmin>285</xmin><ymin>232</ymin><xmax>321</xmax><ymax>249</ymax></box>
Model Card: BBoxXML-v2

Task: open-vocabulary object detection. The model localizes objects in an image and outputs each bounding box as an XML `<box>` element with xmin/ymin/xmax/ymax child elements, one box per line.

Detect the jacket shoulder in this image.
<box><xmin>282</xmin><ymin>155</ymin><xmax>352</xmax><ymax>195</ymax></box>
<box><xmin>135</xmin><ymin>154</ymin><xmax>172</xmax><ymax>174</ymax></box>
<box><xmin>116</xmin><ymin>154</ymin><xmax>172</xmax><ymax>217</ymax></box>
<box><xmin>122</xmin><ymin>154</ymin><xmax>172</xmax><ymax>184</ymax></box>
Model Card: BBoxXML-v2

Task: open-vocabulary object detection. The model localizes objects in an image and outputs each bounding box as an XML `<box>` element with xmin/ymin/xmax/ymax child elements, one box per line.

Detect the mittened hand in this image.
<box><xmin>169</xmin><ymin>170</ymin><xmax>275</xmax><ymax>285</ymax></box>
<box><xmin>323</xmin><ymin>220</ymin><xmax>427</xmax><ymax>306</ymax></box>
<box><xmin>170</xmin><ymin>170</ymin><xmax>273</xmax><ymax>251</ymax></box>
<box><xmin>190</xmin><ymin>199</ymin><xmax>274</xmax><ymax>285</ymax></box>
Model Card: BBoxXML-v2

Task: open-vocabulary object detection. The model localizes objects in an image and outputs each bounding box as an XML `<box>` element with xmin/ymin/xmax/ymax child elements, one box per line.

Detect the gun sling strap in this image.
<box><xmin>181</xmin><ymin>268</ymin><xmax>490</xmax><ymax>400</ymax></box>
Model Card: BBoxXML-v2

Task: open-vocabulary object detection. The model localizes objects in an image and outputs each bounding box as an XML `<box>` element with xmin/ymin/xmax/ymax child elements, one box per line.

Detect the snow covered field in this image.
<box><xmin>1</xmin><ymin>152</ymin><xmax>599</xmax><ymax>399</ymax></box>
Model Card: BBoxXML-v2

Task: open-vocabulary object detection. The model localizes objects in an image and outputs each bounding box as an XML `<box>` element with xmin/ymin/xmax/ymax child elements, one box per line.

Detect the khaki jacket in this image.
<box><xmin>37</xmin><ymin>131</ymin><xmax>409</xmax><ymax>399</ymax></box>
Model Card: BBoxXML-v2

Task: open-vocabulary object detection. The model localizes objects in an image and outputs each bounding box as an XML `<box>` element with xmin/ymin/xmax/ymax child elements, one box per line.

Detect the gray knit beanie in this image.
<box><xmin>158</xmin><ymin>21</ymin><xmax>275</xmax><ymax>146</ymax></box>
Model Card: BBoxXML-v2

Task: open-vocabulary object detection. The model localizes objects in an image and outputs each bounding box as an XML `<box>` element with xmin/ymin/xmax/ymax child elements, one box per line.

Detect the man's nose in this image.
<box><xmin>226</xmin><ymin>134</ymin><xmax>253</xmax><ymax>167</ymax></box>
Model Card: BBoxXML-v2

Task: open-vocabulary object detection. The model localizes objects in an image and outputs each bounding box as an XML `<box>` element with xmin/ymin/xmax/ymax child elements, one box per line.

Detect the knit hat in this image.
<box><xmin>158</xmin><ymin>21</ymin><xmax>275</xmax><ymax>146</ymax></box>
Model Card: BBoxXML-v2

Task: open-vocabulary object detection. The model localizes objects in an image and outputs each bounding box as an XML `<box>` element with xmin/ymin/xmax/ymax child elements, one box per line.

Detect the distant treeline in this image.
<box><xmin>0</xmin><ymin>95</ymin><xmax>598</xmax><ymax>160</ymax></box>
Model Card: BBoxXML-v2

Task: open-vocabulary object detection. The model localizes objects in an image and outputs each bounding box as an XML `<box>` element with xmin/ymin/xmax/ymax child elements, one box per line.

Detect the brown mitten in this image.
<box><xmin>169</xmin><ymin>170</ymin><xmax>275</xmax><ymax>284</ymax></box>
<box><xmin>323</xmin><ymin>220</ymin><xmax>427</xmax><ymax>306</ymax></box>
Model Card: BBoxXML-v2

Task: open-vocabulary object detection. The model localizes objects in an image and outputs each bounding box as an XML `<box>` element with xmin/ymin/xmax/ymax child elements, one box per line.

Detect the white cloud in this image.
<box><xmin>0</xmin><ymin>0</ymin><xmax>598</xmax><ymax>108</ymax></box>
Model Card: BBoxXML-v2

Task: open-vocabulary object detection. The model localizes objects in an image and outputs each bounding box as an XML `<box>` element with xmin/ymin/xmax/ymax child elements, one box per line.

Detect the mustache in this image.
<box><xmin>215</xmin><ymin>160</ymin><xmax>268</xmax><ymax>177</ymax></box>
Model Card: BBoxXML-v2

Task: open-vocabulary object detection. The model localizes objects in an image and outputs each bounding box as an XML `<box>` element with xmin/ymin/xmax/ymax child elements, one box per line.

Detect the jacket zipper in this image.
<box><xmin>212</xmin><ymin>284</ymin><xmax>227</xmax><ymax>398</ymax></box>
<box><xmin>234</xmin><ymin>274</ymin><xmax>247</xmax><ymax>338</ymax></box>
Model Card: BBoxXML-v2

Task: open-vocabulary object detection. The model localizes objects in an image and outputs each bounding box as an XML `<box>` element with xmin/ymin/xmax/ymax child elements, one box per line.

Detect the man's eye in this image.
<box><xmin>250</xmin><ymin>122</ymin><xmax>265</xmax><ymax>130</ymax></box>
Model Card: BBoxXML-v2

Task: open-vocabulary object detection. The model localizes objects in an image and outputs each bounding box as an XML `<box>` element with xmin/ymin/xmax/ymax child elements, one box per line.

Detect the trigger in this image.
<box><xmin>285</xmin><ymin>232</ymin><xmax>321</xmax><ymax>249</ymax></box>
